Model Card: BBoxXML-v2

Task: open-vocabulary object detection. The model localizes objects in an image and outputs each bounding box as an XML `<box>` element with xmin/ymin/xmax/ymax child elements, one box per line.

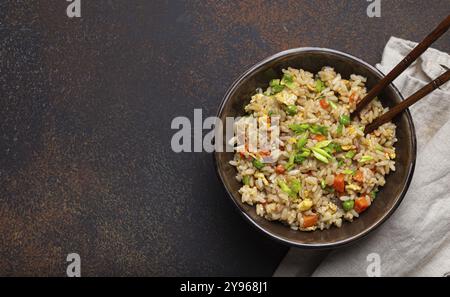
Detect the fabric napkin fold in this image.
<box><xmin>274</xmin><ymin>36</ymin><xmax>450</xmax><ymax>277</ymax></box>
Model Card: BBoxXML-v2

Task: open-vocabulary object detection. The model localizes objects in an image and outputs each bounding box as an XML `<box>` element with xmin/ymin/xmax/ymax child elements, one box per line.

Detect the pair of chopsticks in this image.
<box><xmin>351</xmin><ymin>14</ymin><xmax>450</xmax><ymax>134</ymax></box>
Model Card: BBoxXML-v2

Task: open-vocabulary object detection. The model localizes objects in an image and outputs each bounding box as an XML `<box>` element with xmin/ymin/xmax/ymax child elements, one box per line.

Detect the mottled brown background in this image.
<box><xmin>0</xmin><ymin>0</ymin><xmax>449</xmax><ymax>276</ymax></box>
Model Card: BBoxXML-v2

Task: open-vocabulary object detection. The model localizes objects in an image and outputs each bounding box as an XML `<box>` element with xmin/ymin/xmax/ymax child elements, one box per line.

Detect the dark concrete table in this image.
<box><xmin>1</xmin><ymin>0</ymin><xmax>449</xmax><ymax>276</ymax></box>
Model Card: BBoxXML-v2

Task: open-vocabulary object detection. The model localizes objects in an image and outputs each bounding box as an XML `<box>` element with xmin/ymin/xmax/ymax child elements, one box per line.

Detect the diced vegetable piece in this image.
<box><xmin>319</xmin><ymin>98</ymin><xmax>329</xmax><ymax>109</ymax></box>
<box><xmin>269</xmin><ymin>79</ymin><xmax>280</xmax><ymax>87</ymax></box>
<box><xmin>275</xmin><ymin>165</ymin><xmax>285</xmax><ymax>174</ymax></box>
<box><xmin>309</xmin><ymin>124</ymin><xmax>328</xmax><ymax>135</ymax></box>
<box><xmin>370</xmin><ymin>190</ymin><xmax>378</xmax><ymax>199</ymax></box>
<box><xmin>281</xmin><ymin>74</ymin><xmax>296</xmax><ymax>89</ymax></box>
<box><xmin>359</xmin><ymin>155</ymin><xmax>374</xmax><ymax>163</ymax></box>
<box><xmin>324</xmin><ymin>142</ymin><xmax>341</xmax><ymax>154</ymax></box>
<box><xmin>311</xmin><ymin>147</ymin><xmax>332</xmax><ymax>159</ymax></box>
<box><xmin>315</xmin><ymin>140</ymin><xmax>332</xmax><ymax>148</ymax></box>
<box><xmin>339</xmin><ymin>114</ymin><xmax>351</xmax><ymax>126</ymax></box>
<box><xmin>337</xmin><ymin>159</ymin><xmax>345</xmax><ymax>168</ymax></box>
<box><xmin>242</xmin><ymin>175</ymin><xmax>250</xmax><ymax>185</ymax></box>
<box><xmin>353</xmin><ymin>170</ymin><xmax>364</xmax><ymax>182</ymax></box>
<box><xmin>278</xmin><ymin>180</ymin><xmax>292</xmax><ymax>195</ymax></box>
<box><xmin>294</xmin><ymin>155</ymin><xmax>305</xmax><ymax>164</ymax></box>
<box><xmin>312</xmin><ymin>149</ymin><xmax>329</xmax><ymax>164</ymax></box>
<box><xmin>286</xmin><ymin>153</ymin><xmax>296</xmax><ymax>170</ymax></box>
<box><xmin>336</xmin><ymin>124</ymin><xmax>343</xmax><ymax>135</ymax></box>
<box><xmin>289</xmin><ymin>123</ymin><xmax>310</xmax><ymax>134</ymax></box>
<box><xmin>320</xmin><ymin>179</ymin><xmax>326</xmax><ymax>189</ymax></box>
<box><xmin>333</xmin><ymin>173</ymin><xmax>345</xmax><ymax>192</ymax></box>
<box><xmin>271</xmin><ymin>84</ymin><xmax>284</xmax><ymax>94</ymax></box>
<box><xmin>302</xmin><ymin>214</ymin><xmax>318</xmax><ymax>227</ymax></box>
<box><xmin>252</xmin><ymin>158</ymin><xmax>264</xmax><ymax>170</ymax></box>
<box><xmin>313</xmin><ymin>134</ymin><xmax>326</xmax><ymax>142</ymax></box>
<box><xmin>349</xmin><ymin>93</ymin><xmax>358</xmax><ymax>104</ymax></box>
<box><xmin>345</xmin><ymin>150</ymin><xmax>356</xmax><ymax>159</ymax></box>
<box><xmin>286</xmin><ymin>105</ymin><xmax>297</xmax><ymax>116</ymax></box>
<box><xmin>290</xmin><ymin>179</ymin><xmax>302</xmax><ymax>194</ymax></box>
<box><xmin>315</xmin><ymin>79</ymin><xmax>325</xmax><ymax>92</ymax></box>
<box><xmin>342</xmin><ymin>200</ymin><xmax>354</xmax><ymax>211</ymax></box>
<box><xmin>296</xmin><ymin>134</ymin><xmax>309</xmax><ymax>150</ymax></box>
<box><xmin>354</xmin><ymin>196</ymin><xmax>369</xmax><ymax>213</ymax></box>
<box><xmin>342</xmin><ymin>169</ymin><xmax>354</xmax><ymax>175</ymax></box>
<box><xmin>328</xmin><ymin>100</ymin><xmax>338</xmax><ymax>109</ymax></box>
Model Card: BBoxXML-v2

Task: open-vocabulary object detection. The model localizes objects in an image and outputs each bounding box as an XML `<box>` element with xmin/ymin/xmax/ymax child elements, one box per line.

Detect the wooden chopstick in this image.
<box><xmin>364</xmin><ymin>69</ymin><xmax>450</xmax><ymax>134</ymax></box>
<box><xmin>351</xmin><ymin>14</ymin><xmax>450</xmax><ymax>118</ymax></box>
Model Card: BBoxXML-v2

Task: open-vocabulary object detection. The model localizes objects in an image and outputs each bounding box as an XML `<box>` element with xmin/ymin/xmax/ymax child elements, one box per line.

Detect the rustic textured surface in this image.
<box><xmin>0</xmin><ymin>0</ymin><xmax>449</xmax><ymax>276</ymax></box>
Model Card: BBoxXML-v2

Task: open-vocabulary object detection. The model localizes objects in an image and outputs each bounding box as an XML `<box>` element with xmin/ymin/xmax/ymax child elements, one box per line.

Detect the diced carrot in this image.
<box><xmin>349</xmin><ymin>93</ymin><xmax>358</xmax><ymax>104</ymax></box>
<box><xmin>354</xmin><ymin>196</ymin><xmax>370</xmax><ymax>213</ymax></box>
<box><xmin>319</xmin><ymin>98</ymin><xmax>329</xmax><ymax>109</ymax></box>
<box><xmin>259</xmin><ymin>150</ymin><xmax>270</xmax><ymax>156</ymax></box>
<box><xmin>313</xmin><ymin>134</ymin><xmax>326</xmax><ymax>141</ymax></box>
<box><xmin>333</xmin><ymin>173</ymin><xmax>345</xmax><ymax>193</ymax></box>
<box><xmin>302</xmin><ymin>214</ymin><xmax>318</xmax><ymax>228</ymax></box>
<box><xmin>275</xmin><ymin>165</ymin><xmax>285</xmax><ymax>174</ymax></box>
<box><xmin>353</xmin><ymin>170</ymin><xmax>364</xmax><ymax>183</ymax></box>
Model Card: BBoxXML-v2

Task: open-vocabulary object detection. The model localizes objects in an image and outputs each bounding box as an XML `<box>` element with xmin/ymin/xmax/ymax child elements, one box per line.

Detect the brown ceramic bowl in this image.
<box><xmin>214</xmin><ymin>48</ymin><xmax>416</xmax><ymax>248</ymax></box>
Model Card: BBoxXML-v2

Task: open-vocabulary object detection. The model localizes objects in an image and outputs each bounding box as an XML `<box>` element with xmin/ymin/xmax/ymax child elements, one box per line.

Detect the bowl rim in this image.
<box><xmin>214</xmin><ymin>47</ymin><xmax>417</xmax><ymax>249</ymax></box>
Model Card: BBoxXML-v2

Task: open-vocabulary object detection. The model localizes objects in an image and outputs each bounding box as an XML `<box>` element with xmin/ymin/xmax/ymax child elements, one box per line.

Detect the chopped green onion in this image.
<box><xmin>315</xmin><ymin>79</ymin><xmax>326</xmax><ymax>92</ymax></box>
<box><xmin>309</xmin><ymin>124</ymin><xmax>328</xmax><ymax>135</ymax></box>
<box><xmin>324</xmin><ymin>142</ymin><xmax>342</xmax><ymax>154</ymax></box>
<box><xmin>315</xmin><ymin>140</ymin><xmax>333</xmax><ymax>148</ymax></box>
<box><xmin>281</xmin><ymin>74</ymin><xmax>296</xmax><ymax>89</ymax></box>
<box><xmin>290</xmin><ymin>123</ymin><xmax>328</xmax><ymax>136</ymax></box>
<box><xmin>311</xmin><ymin>147</ymin><xmax>333</xmax><ymax>159</ymax></box>
<box><xmin>294</xmin><ymin>155</ymin><xmax>305</xmax><ymax>164</ymax></box>
<box><xmin>269</xmin><ymin>79</ymin><xmax>280</xmax><ymax>87</ymax></box>
<box><xmin>339</xmin><ymin>114</ymin><xmax>351</xmax><ymax>126</ymax></box>
<box><xmin>289</xmin><ymin>123</ymin><xmax>310</xmax><ymax>134</ymax></box>
<box><xmin>312</xmin><ymin>149</ymin><xmax>329</xmax><ymax>164</ymax></box>
<box><xmin>370</xmin><ymin>190</ymin><xmax>378</xmax><ymax>199</ymax></box>
<box><xmin>320</xmin><ymin>179</ymin><xmax>326</xmax><ymax>189</ymax></box>
<box><xmin>296</xmin><ymin>133</ymin><xmax>309</xmax><ymax>150</ymax></box>
<box><xmin>252</xmin><ymin>158</ymin><xmax>264</xmax><ymax>169</ymax></box>
<box><xmin>336</xmin><ymin>123</ymin><xmax>343</xmax><ymax>136</ymax></box>
<box><xmin>286</xmin><ymin>105</ymin><xmax>297</xmax><ymax>116</ymax></box>
<box><xmin>345</xmin><ymin>150</ymin><xmax>356</xmax><ymax>159</ymax></box>
<box><xmin>342</xmin><ymin>200</ymin><xmax>355</xmax><ymax>211</ymax></box>
<box><xmin>342</xmin><ymin>169</ymin><xmax>354</xmax><ymax>175</ymax></box>
<box><xmin>271</xmin><ymin>84</ymin><xmax>285</xmax><ymax>94</ymax></box>
<box><xmin>375</xmin><ymin>144</ymin><xmax>384</xmax><ymax>152</ymax></box>
<box><xmin>299</xmin><ymin>148</ymin><xmax>311</xmax><ymax>157</ymax></box>
<box><xmin>290</xmin><ymin>179</ymin><xmax>302</xmax><ymax>194</ymax></box>
<box><xmin>359</xmin><ymin>155</ymin><xmax>374</xmax><ymax>163</ymax></box>
<box><xmin>242</xmin><ymin>175</ymin><xmax>250</xmax><ymax>185</ymax></box>
<box><xmin>286</xmin><ymin>153</ymin><xmax>296</xmax><ymax>170</ymax></box>
<box><xmin>328</xmin><ymin>100</ymin><xmax>337</xmax><ymax>109</ymax></box>
<box><xmin>317</xmin><ymin>94</ymin><xmax>326</xmax><ymax>100</ymax></box>
<box><xmin>337</xmin><ymin>159</ymin><xmax>345</xmax><ymax>167</ymax></box>
<box><xmin>278</xmin><ymin>180</ymin><xmax>292</xmax><ymax>195</ymax></box>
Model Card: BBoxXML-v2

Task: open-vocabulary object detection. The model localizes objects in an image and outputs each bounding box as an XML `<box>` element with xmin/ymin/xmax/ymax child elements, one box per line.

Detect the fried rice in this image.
<box><xmin>229</xmin><ymin>66</ymin><xmax>397</xmax><ymax>231</ymax></box>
